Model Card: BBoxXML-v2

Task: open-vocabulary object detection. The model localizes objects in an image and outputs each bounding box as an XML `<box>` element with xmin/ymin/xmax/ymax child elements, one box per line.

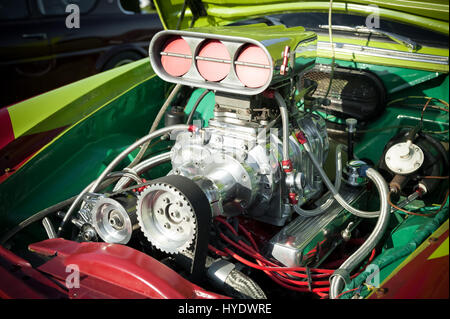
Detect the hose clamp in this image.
<box><xmin>282</xmin><ymin>160</ymin><xmax>293</xmax><ymax>173</ymax></box>
<box><xmin>207</xmin><ymin>259</ymin><xmax>236</xmax><ymax>289</ymax></box>
<box><xmin>330</xmin><ymin>268</ymin><xmax>351</xmax><ymax>286</ymax></box>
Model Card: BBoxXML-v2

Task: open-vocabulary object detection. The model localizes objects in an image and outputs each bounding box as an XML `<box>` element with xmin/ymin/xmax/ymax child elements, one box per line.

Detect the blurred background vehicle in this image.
<box><xmin>0</xmin><ymin>0</ymin><xmax>162</xmax><ymax>108</ymax></box>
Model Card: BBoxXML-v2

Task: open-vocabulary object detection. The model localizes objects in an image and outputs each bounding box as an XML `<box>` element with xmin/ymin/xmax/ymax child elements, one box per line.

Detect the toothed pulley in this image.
<box><xmin>136</xmin><ymin>175</ymin><xmax>212</xmax><ymax>255</ymax></box>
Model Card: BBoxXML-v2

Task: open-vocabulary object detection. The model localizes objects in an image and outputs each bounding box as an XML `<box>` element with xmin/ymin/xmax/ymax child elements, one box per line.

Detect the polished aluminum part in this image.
<box><xmin>80</xmin><ymin>224</ymin><xmax>97</xmax><ymax>242</ymax></box>
<box><xmin>330</xmin><ymin>167</ymin><xmax>391</xmax><ymax>299</ymax></box>
<box><xmin>42</xmin><ymin>217</ymin><xmax>57</xmax><ymax>239</ymax></box>
<box><xmin>76</xmin><ymin>193</ymin><xmax>101</xmax><ymax>225</ymax></box>
<box><xmin>149</xmin><ymin>29</ymin><xmax>317</xmax><ymax>96</ymax></box>
<box><xmin>319</xmin><ymin>25</ymin><xmax>419</xmax><ymax>51</ymax></box>
<box><xmin>346</xmin><ymin>118</ymin><xmax>357</xmax><ymax>133</ymax></box>
<box><xmin>169</xmin><ymin>97</ymin><xmax>328</xmax><ymax>226</ymax></box>
<box><xmin>60</xmin><ymin>125</ymin><xmax>188</xmax><ymax>237</ymax></box>
<box><xmin>207</xmin><ymin>259</ymin><xmax>236</xmax><ymax>289</ymax></box>
<box><xmin>317</xmin><ymin>41</ymin><xmax>449</xmax><ymax>65</ymax></box>
<box><xmin>136</xmin><ymin>182</ymin><xmax>197</xmax><ymax>254</ymax></box>
<box><xmin>268</xmin><ymin>185</ymin><xmax>361</xmax><ymax>267</ymax></box>
<box><xmin>91</xmin><ymin>197</ymin><xmax>137</xmax><ymax>244</ymax></box>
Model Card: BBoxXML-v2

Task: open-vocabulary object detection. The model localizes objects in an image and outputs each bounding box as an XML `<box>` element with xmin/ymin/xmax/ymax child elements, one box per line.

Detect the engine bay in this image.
<box><xmin>0</xmin><ymin>25</ymin><xmax>448</xmax><ymax>300</ymax></box>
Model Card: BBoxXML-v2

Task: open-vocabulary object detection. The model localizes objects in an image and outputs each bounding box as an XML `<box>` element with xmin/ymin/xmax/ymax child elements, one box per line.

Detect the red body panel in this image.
<box><xmin>0</xmin><ymin>108</ymin><xmax>14</xmax><ymax>150</ymax></box>
<box><xmin>0</xmin><ymin>245</ymin><xmax>67</xmax><ymax>298</ymax></box>
<box><xmin>0</xmin><ymin>239</ymin><xmax>228</xmax><ymax>299</ymax></box>
<box><xmin>369</xmin><ymin>228</ymin><xmax>449</xmax><ymax>299</ymax></box>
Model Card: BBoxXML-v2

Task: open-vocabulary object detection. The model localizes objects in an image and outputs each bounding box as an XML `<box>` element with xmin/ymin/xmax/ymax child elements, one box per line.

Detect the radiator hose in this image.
<box><xmin>329</xmin><ymin>167</ymin><xmax>390</xmax><ymax>299</ymax></box>
<box><xmin>301</xmin><ymin>140</ymin><xmax>390</xmax><ymax>299</ymax></box>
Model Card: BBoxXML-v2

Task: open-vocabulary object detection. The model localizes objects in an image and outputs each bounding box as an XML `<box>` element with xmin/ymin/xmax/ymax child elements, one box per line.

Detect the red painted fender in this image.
<box><xmin>1</xmin><ymin>239</ymin><xmax>228</xmax><ymax>299</ymax></box>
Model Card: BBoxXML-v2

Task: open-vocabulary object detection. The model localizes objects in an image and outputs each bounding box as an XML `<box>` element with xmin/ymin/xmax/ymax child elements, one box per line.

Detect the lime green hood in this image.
<box><xmin>154</xmin><ymin>0</ymin><xmax>449</xmax><ymax>34</ymax></box>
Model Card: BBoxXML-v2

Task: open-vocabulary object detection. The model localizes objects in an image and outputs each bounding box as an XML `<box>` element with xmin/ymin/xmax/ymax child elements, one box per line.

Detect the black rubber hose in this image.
<box><xmin>420</xmin><ymin>132</ymin><xmax>449</xmax><ymax>174</ymax></box>
<box><xmin>0</xmin><ymin>196</ymin><xmax>76</xmax><ymax>246</ymax></box>
<box><xmin>420</xmin><ymin>156</ymin><xmax>441</xmax><ymax>194</ymax></box>
<box><xmin>175</xmin><ymin>0</ymin><xmax>188</xmax><ymax>30</ymax></box>
<box><xmin>417</xmin><ymin>133</ymin><xmax>449</xmax><ymax>195</ymax></box>
<box><xmin>186</xmin><ymin>89</ymin><xmax>210</xmax><ymax>125</ymax></box>
<box><xmin>347</xmin><ymin>130</ymin><xmax>354</xmax><ymax>161</ymax></box>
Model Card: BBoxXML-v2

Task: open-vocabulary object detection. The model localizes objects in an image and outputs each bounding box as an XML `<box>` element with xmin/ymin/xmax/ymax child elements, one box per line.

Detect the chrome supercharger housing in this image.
<box><xmin>166</xmin><ymin>103</ymin><xmax>329</xmax><ymax>227</ymax></box>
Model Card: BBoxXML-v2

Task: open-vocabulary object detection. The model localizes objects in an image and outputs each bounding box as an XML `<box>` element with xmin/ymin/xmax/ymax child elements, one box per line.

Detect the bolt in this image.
<box><xmin>163</xmin><ymin>197</ymin><xmax>170</xmax><ymax>204</ymax></box>
<box><xmin>157</xmin><ymin>208</ymin><xmax>164</xmax><ymax>214</ymax></box>
<box><xmin>109</xmin><ymin>215</ymin><xmax>124</xmax><ymax>230</ymax></box>
<box><xmin>341</xmin><ymin>222</ymin><xmax>354</xmax><ymax>241</ymax></box>
<box><xmin>164</xmin><ymin>223</ymin><xmax>171</xmax><ymax>229</ymax></box>
<box><xmin>176</xmin><ymin>227</ymin><xmax>183</xmax><ymax>233</ymax></box>
<box><xmin>183</xmin><ymin>216</ymin><xmax>190</xmax><ymax>222</ymax></box>
<box><xmin>177</xmin><ymin>201</ymin><xmax>183</xmax><ymax>207</ymax></box>
<box><xmin>83</xmin><ymin>228</ymin><xmax>96</xmax><ymax>241</ymax></box>
<box><xmin>346</xmin><ymin>118</ymin><xmax>357</xmax><ymax>133</ymax></box>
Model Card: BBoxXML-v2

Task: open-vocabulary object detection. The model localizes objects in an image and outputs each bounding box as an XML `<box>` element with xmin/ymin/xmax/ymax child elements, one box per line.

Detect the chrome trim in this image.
<box><xmin>318</xmin><ymin>42</ymin><xmax>449</xmax><ymax>65</ymax></box>
<box><xmin>318</xmin><ymin>25</ymin><xmax>418</xmax><ymax>51</ymax></box>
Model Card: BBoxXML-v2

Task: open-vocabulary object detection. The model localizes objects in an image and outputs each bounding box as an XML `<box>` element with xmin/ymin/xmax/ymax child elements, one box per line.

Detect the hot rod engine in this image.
<box><xmin>40</xmin><ymin>28</ymin><xmax>396</xmax><ymax>298</ymax></box>
<box><xmin>64</xmin><ymin>28</ymin><xmax>344</xmax><ymax>296</ymax></box>
<box><xmin>60</xmin><ymin>26</ymin><xmax>377</xmax><ymax>299</ymax></box>
<box><xmin>136</xmin><ymin>91</ymin><xmax>328</xmax><ymax>251</ymax></box>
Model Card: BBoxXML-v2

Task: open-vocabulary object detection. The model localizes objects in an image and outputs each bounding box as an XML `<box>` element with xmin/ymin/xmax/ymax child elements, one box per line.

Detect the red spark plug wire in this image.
<box><xmin>211</xmin><ymin>216</ymin><xmax>376</xmax><ymax>297</ymax></box>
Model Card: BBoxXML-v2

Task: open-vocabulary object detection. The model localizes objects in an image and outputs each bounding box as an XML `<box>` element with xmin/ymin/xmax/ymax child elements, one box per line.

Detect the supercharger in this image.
<box><xmin>136</xmin><ymin>91</ymin><xmax>329</xmax><ymax>253</ymax></box>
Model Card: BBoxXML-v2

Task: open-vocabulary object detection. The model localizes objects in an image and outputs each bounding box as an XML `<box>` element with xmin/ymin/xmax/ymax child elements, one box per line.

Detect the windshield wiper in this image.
<box><xmin>318</xmin><ymin>25</ymin><xmax>419</xmax><ymax>51</ymax></box>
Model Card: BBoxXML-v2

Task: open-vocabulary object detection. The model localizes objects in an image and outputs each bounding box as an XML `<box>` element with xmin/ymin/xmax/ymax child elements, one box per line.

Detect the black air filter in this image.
<box><xmin>301</xmin><ymin>64</ymin><xmax>386</xmax><ymax>123</ymax></box>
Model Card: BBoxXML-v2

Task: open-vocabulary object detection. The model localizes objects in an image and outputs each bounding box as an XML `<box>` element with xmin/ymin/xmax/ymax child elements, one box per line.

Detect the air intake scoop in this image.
<box><xmin>149</xmin><ymin>25</ymin><xmax>317</xmax><ymax>95</ymax></box>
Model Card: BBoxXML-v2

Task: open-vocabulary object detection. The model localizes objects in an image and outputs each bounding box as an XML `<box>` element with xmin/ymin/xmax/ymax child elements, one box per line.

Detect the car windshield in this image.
<box><xmin>229</xmin><ymin>12</ymin><xmax>449</xmax><ymax>49</ymax></box>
